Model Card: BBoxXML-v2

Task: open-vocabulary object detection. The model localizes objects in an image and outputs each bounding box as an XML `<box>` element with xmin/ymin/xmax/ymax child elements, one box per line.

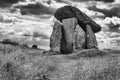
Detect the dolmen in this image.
<box><xmin>50</xmin><ymin>6</ymin><xmax>101</xmax><ymax>54</ymax></box>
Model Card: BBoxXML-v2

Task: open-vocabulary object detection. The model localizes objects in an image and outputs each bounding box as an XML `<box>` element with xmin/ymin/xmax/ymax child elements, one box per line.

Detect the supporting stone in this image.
<box><xmin>74</xmin><ymin>25</ymin><xmax>86</xmax><ymax>50</ymax></box>
<box><xmin>86</xmin><ymin>25</ymin><xmax>98</xmax><ymax>49</ymax></box>
<box><xmin>61</xmin><ymin>18</ymin><xmax>77</xmax><ymax>53</ymax></box>
<box><xmin>50</xmin><ymin>21</ymin><xmax>62</xmax><ymax>53</ymax></box>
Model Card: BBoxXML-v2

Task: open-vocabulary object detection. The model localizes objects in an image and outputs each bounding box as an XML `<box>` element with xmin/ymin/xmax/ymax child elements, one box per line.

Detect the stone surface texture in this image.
<box><xmin>61</xmin><ymin>18</ymin><xmax>77</xmax><ymax>53</ymax></box>
<box><xmin>74</xmin><ymin>25</ymin><xmax>86</xmax><ymax>49</ymax></box>
<box><xmin>50</xmin><ymin>21</ymin><xmax>62</xmax><ymax>53</ymax></box>
<box><xmin>86</xmin><ymin>25</ymin><xmax>98</xmax><ymax>49</ymax></box>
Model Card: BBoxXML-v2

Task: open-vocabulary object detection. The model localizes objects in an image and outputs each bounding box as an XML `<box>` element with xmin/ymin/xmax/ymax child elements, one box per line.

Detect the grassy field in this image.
<box><xmin>0</xmin><ymin>42</ymin><xmax>120</xmax><ymax>80</ymax></box>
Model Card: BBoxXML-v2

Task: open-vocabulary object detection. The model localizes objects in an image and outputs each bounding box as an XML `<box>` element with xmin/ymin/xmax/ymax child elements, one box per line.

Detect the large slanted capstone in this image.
<box><xmin>54</xmin><ymin>5</ymin><xmax>101</xmax><ymax>33</ymax></box>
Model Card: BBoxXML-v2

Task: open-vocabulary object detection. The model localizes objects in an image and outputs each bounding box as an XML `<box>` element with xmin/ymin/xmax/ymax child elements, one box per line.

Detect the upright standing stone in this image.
<box><xmin>50</xmin><ymin>21</ymin><xmax>62</xmax><ymax>53</ymax></box>
<box><xmin>74</xmin><ymin>25</ymin><xmax>86</xmax><ymax>50</ymax></box>
<box><xmin>86</xmin><ymin>25</ymin><xmax>98</xmax><ymax>49</ymax></box>
<box><xmin>61</xmin><ymin>18</ymin><xmax>77</xmax><ymax>53</ymax></box>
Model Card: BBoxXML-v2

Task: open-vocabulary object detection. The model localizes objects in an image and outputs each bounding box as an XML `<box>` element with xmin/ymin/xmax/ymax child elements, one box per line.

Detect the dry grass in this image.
<box><xmin>0</xmin><ymin>42</ymin><xmax>119</xmax><ymax>80</ymax></box>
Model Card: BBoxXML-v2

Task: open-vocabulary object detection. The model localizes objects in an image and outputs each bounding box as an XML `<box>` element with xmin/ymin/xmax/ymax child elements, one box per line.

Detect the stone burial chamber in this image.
<box><xmin>50</xmin><ymin>5</ymin><xmax>101</xmax><ymax>54</ymax></box>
